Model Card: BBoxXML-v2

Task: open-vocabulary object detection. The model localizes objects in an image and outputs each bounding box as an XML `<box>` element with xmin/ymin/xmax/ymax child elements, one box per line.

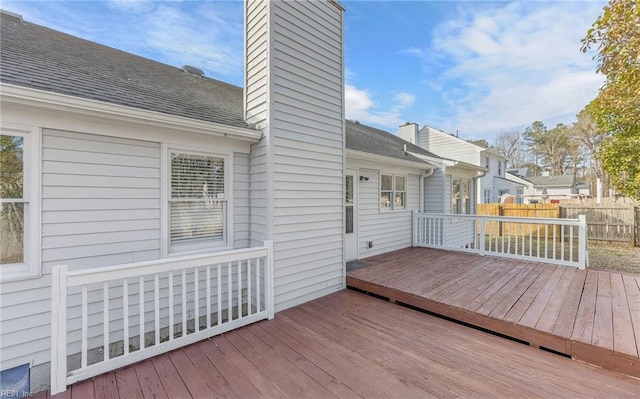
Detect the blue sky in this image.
<box><xmin>3</xmin><ymin>0</ymin><xmax>606</xmax><ymax>142</ymax></box>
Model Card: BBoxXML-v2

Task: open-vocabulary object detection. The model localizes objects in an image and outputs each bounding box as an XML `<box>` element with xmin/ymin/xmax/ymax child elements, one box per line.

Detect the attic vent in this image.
<box><xmin>0</xmin><ymin>10</ymin><xmax>23</xmax><ymax>23</ymax></box>
<box><xmin>181</xmin><ymin>65</ymin><xmax>205</xmax><ymax>77</ymax></box>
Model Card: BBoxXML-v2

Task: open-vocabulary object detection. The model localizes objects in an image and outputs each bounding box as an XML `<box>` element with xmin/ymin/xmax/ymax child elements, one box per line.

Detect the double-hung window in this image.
<box><xmin>167</xmin><ymin>150</ymin><xmax>228</xmax><ymax>254</ymax></box>
<box><xmin>380</xmin><ymin>174</ymin><xmax>406</xmax><ymax>210</ymax></box>
<box><xmin>0</xmin><ymin>125</ymin><xmax>39</xmax><ymax>281</ymax></box>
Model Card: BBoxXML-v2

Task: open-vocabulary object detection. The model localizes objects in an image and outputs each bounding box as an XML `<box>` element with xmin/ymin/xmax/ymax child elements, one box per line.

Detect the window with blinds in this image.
<box><xmin>168</xmin><ymin>151</ymin><xmax>227</xmax><ymax>253</ymax></box>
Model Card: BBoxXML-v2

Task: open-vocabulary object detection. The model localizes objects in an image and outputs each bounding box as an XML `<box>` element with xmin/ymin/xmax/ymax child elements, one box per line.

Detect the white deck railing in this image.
<box><xmin>51</xmin><ymin>241</ymin><xmax>274</xmax><ymax>395</ymax></box>
<box><xmin>413</xmin><ymin>212</ymin><xmax>587</xmax><ymax>269</ymax></box>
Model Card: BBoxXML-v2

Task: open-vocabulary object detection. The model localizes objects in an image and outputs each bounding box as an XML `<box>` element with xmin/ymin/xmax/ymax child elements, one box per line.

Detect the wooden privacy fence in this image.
<box><xmin>561</xmin><ymin>205</ymin><xmax>637</xmax><ymax>246</ymax></box>
<box><xmin>477</xmin><ymin>204</ymin><xmax>560</xmax><ymax>237</ymax></box>
<box><xmin>478</xmin><ymin>203</ymin><xmax>640</xmax><ymax>247</ymax></box>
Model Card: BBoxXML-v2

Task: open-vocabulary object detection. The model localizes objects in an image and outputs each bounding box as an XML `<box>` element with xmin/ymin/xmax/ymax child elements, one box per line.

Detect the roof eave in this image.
<box><xmin>346</xmin><ymin>149</ymin><xmax>437</xmax><ymax>170</ymax></box>
<box><xmin>0</xmin><ymin>83</ymin><xmax>262</xmax><ymax>142</ymax></box>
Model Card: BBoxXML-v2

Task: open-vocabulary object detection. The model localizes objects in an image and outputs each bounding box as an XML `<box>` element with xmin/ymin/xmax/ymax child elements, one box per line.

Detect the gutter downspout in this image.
<box><xmin>419</xmin><ymin>167</ymin><xmax>436</xmax><ymax>212</ymax></box>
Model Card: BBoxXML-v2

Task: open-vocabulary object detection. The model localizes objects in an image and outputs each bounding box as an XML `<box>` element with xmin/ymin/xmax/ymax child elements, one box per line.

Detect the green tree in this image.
<box><xmin>582</xmin><ymin>0</ymin><xmax>640</xmax><ymax>199</ymax></box>
<box><xmin>523</xmin><ymin>121</ymin><xmax>575</xmax><ymax>176</ymax></box>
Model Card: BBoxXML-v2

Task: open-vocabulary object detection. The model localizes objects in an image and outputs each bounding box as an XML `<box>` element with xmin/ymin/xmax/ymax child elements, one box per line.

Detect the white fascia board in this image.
<box><xmin>406</xmin><ymin>151</ymin><xmax>446</xmax><ymax>167</ymax></box>
<box><xmin>346</xmin><ymin>149</ymin><xmax>436</xmax><ymax>170</ymax></box>
<box><xmin>0</xmin><ymin>83</ymin><xmax>262</xmax><ymax>142</ymax></box>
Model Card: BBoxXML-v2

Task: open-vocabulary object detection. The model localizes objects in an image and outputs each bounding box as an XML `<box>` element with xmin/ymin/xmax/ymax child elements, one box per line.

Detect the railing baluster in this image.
<box><xmin>194</xmin><ymin>268</ymin><xmax>199</xmax><ymax>332</ymax></box>
<box><xmin>206</xmin><ymin>265</ymin><xmax>211</xmax><ymax>328</ymax></box>
<box><xmin>139</xmin><ymin>276</ymin><xmax>144</xmax><ymax>351</ymax></box>
<box><xmin>248</xmin><ymin>259</ymin><xmax>252</xmax><ymax>316</ymax></box>
<box><xmin>81</xmin><ymin>285</ymin><xmax>88</xmax><ymax>369</ymax></box>
<box><xmin>553</xmin><ymin>224</ymin><xmax>557</xmax><ymax>260</ymax></box>
<box><xmin>103</xmin><ymin>282</ymin><xmax>109</xmax><ymax>361</ymax></box>
<box><xmin>561</xmin><ymin>225</ymin><xmax>565</xmax><ymax>261</ymax></box>
<box><xmin>217</xmin><ymin>265</ymin><xmax>222</xmax><ymax>325</ymax></box>
<box><xmin>154</xmin><ymin>274</ymin><xmax>160</xmax><ymax>345</ymax></box>
<box><xmin>123</xmin><ymin>279</ymin><xmax>129</xmax><ymax>355</ymax></box>
<box><xmin>182</xmin><ymin>270</ymin><xmax>187</xmax><ymax>336</ymax></box>
<box><xmin>168</xmin><ymin>272</ymin><xmax>174</xmax><ymax>342</ymax></box>
<box><xmin>237</xmin><ymin>260</ymin><xmax>242</xmax><ymax>319</ymax></box>
<box><xmin>569</xmin><ymin>225</ymin><xmax>574</xmax><ymax>262</ymax></box>
<box><xmin>228</xmin><ymin>262</ymin><xmax>233</xmax><ymax>321</ymax></box>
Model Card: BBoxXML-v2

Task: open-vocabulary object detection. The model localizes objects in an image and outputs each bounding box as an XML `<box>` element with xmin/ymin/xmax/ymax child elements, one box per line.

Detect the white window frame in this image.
<box><xmin>0</xmin><ymin>124</ymin><xmax>41</xmax><ymax>282</ymax></box>
<box><xmin>380</xmin><ymin>173</ymin><xmax>407</xmax><ymax>211</ymax></box>
<box><xmin>161</xmin><ymin>144</ymin><xmax>233</xmax><ymax>257</ymax></box>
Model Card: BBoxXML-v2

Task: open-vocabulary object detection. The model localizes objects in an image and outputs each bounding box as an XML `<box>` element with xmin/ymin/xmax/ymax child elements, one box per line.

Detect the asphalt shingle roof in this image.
<box><xmin>0</xmin><ymin>12</ymin><xmax>249</xmax><ymax>129</ymax></box>
<box><xmin>527</xmin><ymin>175</ymin><xmax>575</xmax><ymax>187</ymax></box>
<box><xmin>1</xmin><ymin>12</ymin><xmax>441</xmax><ymax>166</ymax></box>
<box><xmin>346</xmin><ymin>120</ymin><xmax>441</xmax><ymax>164</ymax></box>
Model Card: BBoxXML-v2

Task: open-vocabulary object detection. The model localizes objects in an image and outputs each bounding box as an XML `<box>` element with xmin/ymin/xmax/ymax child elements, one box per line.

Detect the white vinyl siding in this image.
<box><xmin>352</xmin><ymin>164</ymin><xmax>421</xmax><ymax>259</ymax></box>
<box><xmin>41</xmin><ymin>130</ymin><xmax>162</xmax><ymax>267</ymax></box>
<box><xmin>424</xmin><ymin>169</ymin><xmax>446</xmax><ymax>213</ymax></box>
<box><xmin>234</xmin><ymin>152</ymin><xmax>250</xmax><ymax>248</ymax></box>
<box><xmin>245</xmin><ymin>0</ymin><xmax>344</xmax><ymax>311</ymax></box>
<box><xmin>244</xmin><ymin>0</ymin><xmax>269</xmax><ymax>130</ymax></box>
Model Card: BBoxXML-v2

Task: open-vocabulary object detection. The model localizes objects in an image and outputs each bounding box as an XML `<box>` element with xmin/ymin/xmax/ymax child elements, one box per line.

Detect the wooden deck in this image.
<box><xmin>347</xmin><ymin>247</ymin><xmax>640</xmax><ymax>378</ymax></box>
<box><xmin>39</xmin><ymin>289</ymin><xmax>640</xmax><ymax>398</ymax></box>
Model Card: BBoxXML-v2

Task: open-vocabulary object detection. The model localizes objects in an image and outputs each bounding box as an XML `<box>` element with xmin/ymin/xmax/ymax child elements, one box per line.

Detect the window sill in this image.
<box><xmin>0</xmin><ymin>266</ymin><xmax>41</xmax><ymax>283</ymax></box>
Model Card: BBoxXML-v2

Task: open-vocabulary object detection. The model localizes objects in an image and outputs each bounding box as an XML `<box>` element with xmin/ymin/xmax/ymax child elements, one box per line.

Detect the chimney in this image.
<box><xmin>398</xmin><ymin>122</ymin><xmax>418</xmax><ymax>144</ymax></box>
<box><xmin>244</xmin><ymin>0</ymin><xmax>346</xmax><ymax>311</ymax></box>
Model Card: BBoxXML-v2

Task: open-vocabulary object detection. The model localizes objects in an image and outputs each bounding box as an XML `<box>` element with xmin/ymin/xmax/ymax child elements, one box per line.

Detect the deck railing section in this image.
<box><xmin>51</xmin><ymin>241</ymin><xmax>274</xmax><ymax>395</ymax></box>
<box><xmin>413</xmin><ymin>212</ymin><xmax>587</xmax><ymax>269</ymax></box>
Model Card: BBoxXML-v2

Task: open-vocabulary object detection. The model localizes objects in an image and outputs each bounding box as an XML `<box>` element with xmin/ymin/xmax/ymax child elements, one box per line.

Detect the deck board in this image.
<box><xmin>40</xmin><ymin>288</ymin><xmax>640</xmax><ymax>399</ymax></box>
<box><xmin>347</xmin><ymin>247</ymin><xmax>640</xmax><ymax>378</ymax></box>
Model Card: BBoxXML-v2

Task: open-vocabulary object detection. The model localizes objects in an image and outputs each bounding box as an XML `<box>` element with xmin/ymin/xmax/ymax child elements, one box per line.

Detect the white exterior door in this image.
<box><xmin>345</xmin><ymin>169</ymin><xmax>358</xmax><ymax>261</ymax></box>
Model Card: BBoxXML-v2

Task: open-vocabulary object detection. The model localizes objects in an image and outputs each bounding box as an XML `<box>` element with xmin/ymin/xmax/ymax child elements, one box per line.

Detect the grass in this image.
<box><xmin>588</xmin><ymin>244</ymin><xmax>640</xmax><ymax>274</ymax></box>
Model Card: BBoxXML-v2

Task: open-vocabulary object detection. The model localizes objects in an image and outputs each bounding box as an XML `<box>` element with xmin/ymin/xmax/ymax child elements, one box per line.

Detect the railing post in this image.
<box><xmin>413</xmin><ymin>211</ymin><xmax>418</xmax><ymax>247</ymax></box>
<box><xmin>264</xmin><ymin>240</ymin><xmax>275</xmax><ymax>319</ymax></box>
<box><xmin>578</xmin><ymin>215</ymin><xmax>587</xmax><ymax>269</ymax></box>
<box><xmin>51</xmin><ymin>265</ymin><xmax>69</xmax><ymax>395</ymax></box>
<box><xmin>478</xmin><ymin>217</ymin><xmax>486</xmax><ymax>255</ymax></box>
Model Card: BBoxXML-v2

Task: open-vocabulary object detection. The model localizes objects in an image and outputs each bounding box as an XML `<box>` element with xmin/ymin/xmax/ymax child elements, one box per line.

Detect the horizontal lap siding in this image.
<box><xmin>0</xmin><ymin>130</ymin><xmax>162</xmax><ymax>370</ymax></box>
<box><xmin>356</xmin><ymin>168</ymin><xmax>420</xmax><ymax>259</ymax></box>
<box><xmin>245</xmin><ymin>0</ymin><xmax>268</xmax><ymax>130</ymax></box>
<box><xmin>234</xmin><ymin>153</ymin><xmax>250</xmax><ymax>248</ymax></box>
<box><xmin>41</xmin><ymin>129</ymin><xmax>162</xmax><ymax>267</ymax></box>
<box><xmin>425</xmin><ymin>169</ymin><xmax>446</xmax><ymax>213</ymax></box>
<box><xmin>270</xmin><ymin>0</ymin><xmax>344</xmax><ymax>311</ymax></box>
<box><xmin>249</xmin><ymin>141</ymin><xmax>267</xmax><ymax>247</ymax></box>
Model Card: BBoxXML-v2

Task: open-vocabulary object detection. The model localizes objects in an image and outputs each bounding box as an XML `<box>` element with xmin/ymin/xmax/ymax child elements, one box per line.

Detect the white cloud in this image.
<box><xmin>345</xmin><ymin>85</ymin><xmax>415</xmax><ymax>129</ymax></box>
<box><xmin>409</xmin><ymin>1</ymin><xmax>607</xmax><ymax>138</ymax></box>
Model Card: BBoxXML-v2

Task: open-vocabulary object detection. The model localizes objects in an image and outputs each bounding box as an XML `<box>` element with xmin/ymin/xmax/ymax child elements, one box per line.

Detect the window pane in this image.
<box><xmin>395</xmin><ymin>192</ymin><xmax>405</xmax><ymax>208</ymax></box>
<box><xmin>395</xmin><ymin>176</ymin><xmax>405</xmax><ymax>191</ymax></box>
<box><xmin>170</xmin><ymin>201</ymin><xmax>224</xmax><ymax>245</ymax></box>
<box><xmin>0</xmin><ymin>202</ymin><xmax>24</xmax><ymax>264</ymax></box>
<box><xmin>171</xmin><ymin>153</ymin><xmax>224</xmax><ymax>198</ymax></box>
<box><xmin>345</xmin><ymin>175</ymin><xmax>353</xmax><ymax>205</ymax></box>
<box><xmin>381</xmin><ymin>174</ymin><xmax>392</xmax><ymax>191</ymax></box>
<box><xmin>380</xmin><ymin>192</ymin><xmax>391</xmax><ymax>208</ymax></box>
<box><xmin>345</xmin><ymin>206</ymin><xmax>353</xmax><ymax>234</ymax></box>
<box><xmin>0</xmin><ymin>135</ymin><xmax>24</xmax><ymax>199</ymax></box>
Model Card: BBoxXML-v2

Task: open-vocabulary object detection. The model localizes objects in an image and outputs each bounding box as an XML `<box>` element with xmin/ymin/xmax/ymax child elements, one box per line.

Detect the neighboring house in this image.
<box><xmin>505</xmin><ymin>172</ymin><xmax>535</xmax><ymax>204</ymax></box>
<box><xmin>398</xmin><ymin>123</ymin><xmax>506</xmax><ymax>204</ymax></box>
<box><xmin>526</xmin><ymin>173</ymin><xmax>577</xmax><ymax>202</ymax></box>
<box><xmin>0</xmin><ymin>4</ymin><xmax>459</xmax><ymax>393</ymax></box>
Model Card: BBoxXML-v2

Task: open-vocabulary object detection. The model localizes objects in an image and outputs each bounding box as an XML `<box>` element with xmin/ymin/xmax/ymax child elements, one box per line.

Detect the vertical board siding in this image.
<box><xmin>356</xmin><ymin>168</ymin><xmax>420</xmax><ymax>259</ymax></box>
<box><xmin>269</xmin><ymin>0</ymin><xmax>344</xmax><ymax>311</ymax></box>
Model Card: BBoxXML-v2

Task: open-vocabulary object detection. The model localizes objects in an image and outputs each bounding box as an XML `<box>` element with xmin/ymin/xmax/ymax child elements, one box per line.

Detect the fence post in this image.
<box><xmin>264</xmin><ymin>240</ymin><xmax>275</xmax><ymax>320</ymax></box>
<box><xmin>578</xmin><ymin>215</ymin><xmax>587</xmax><ymax>270</ymax></box>
<box><xmin>50</xmin><ymin>265</ymin><xmax>69</xmax><ymax>395</ymax></box>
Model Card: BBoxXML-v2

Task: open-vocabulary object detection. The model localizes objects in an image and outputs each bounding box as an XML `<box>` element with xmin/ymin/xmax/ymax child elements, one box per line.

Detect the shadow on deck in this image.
<box><xmin>347</xmin><ymin>247</ymin><xmax>640</xmax><ymax>378</ymax></box>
